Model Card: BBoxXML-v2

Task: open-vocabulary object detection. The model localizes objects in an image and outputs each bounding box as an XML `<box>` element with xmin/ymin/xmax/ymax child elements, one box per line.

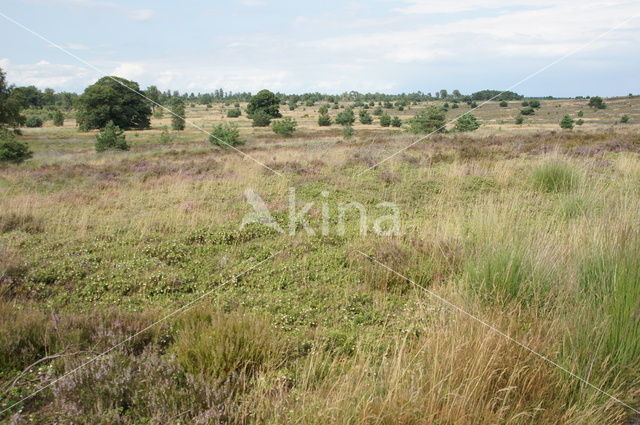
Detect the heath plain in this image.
<box><xmin>1</xmin><ymin>77</ymin><xmax>640</xmax><ymax>424</ymax></box>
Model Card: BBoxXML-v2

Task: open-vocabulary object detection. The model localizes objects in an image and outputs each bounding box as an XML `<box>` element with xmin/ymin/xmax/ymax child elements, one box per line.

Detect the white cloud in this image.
<box><xmin>0</xmin><ymin>58</ymin><xmax>92</xmax><ymax>88</ymax></box>
<box><xmin>128</xmin><ymin>9</ymin><xmax>155</xmax><ymax>21</ymax></box>
<box><xmin>112</xmin><ymin>62</ymin><xmax>146</xmax><ymax>80</ymax></box>
<box><xmin>28</xmin><ymin>0</ymin><xmax>155</xmax><ymax>21</ymax></box>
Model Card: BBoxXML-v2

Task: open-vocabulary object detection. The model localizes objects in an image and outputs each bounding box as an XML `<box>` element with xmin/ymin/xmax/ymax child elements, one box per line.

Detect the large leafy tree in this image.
<box><xmin>76</xmin><ymin>76</ymin><xmax>152</xmax><ymax>131</ymax></box>
<box><xmin>246</xmin><ymin>89</ymin><xmax>281</xmax><ymax>121</ymax></box>
<box><xmin>0</xmin><ymin>67</ymin><xmax>26</xmax><ymax>129</ymax></box>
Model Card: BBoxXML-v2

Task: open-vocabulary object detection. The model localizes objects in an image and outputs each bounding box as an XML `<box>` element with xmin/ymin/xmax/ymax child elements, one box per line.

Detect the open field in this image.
<box><xmin>1</xmin><ymin>97</ymin><xmax>640</xmax><ymax>424</ymax></box>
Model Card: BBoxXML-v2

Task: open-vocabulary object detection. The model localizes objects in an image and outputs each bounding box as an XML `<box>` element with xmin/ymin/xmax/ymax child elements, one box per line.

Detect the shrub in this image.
<box><xmin>383</xmin><ymin>101</ymin><xmax>393</xmax><ymax>109</ymax></box>
<box><xmin>159</xmin><ymin>127</ymin><xmax>172</xmax><ymax>144</ymax></box>
<box><xmin>226</xmin><ymin>108</ymin><xmax>241</xmax><ymax>118</ymax></box>
<box><xmin>499</xmin><ymin>101</ymin><xmax>508</xmax><ymax>107</ymax></box>
<box><xmin>209</xmin><ymin>122</ymin><xmax>242</xmax><ymax>147</ymax></box>
<box><xmin>170</xmin><ymin>99</ymin><xmax>186</xmax><ymax>130</ymax></box>
<box><xmin>251</xmin><ymin>110</ymin><xmax>272</xmax><ymax>127</ymax></box>
<box><xmin>335</xmin><ymin>108</ymin><xmax>355</xmax><ymax>126</ymax></box>
<box><xmin>620</xmin><ymin>115</ymin><xmax>630</xmax><ymax>123</ymax></box>
<box><xmin>0</xmin><ymin>128</ymin><xmax>32</xmax><ymax>163</ymax></box>
<box><xmin>451</xmin><ymin>103</ymin><xmax>459</xmax><ymax>108</ymax></box>
<box><xmin>515</xmin><ymin>115</ymin><xmax>524</xmax><ymax>125</ymax></box>
<box><xmin>577</xmin><ymin>110</ymin><xmax>584</xmax><ymax>117</ymax></box>
<box><xmin>24</xmin><ymin>116</ymin><xmax>43</xmax><ymax>128</ymax></box>
<box><xmin>588</xmin><ymin>96</ymin><xmax>606</xmax><ymax>109</ymax></box>
<box><xmin>288</xmin><ymin>102</ymin><xmax>297</xmax><ymax>111</ymax></box>
<box><xmin>342</xmin><ymin>124</ymin><xmax>354</xmax><ymax>140</ymax></box>
<box><xmin>95</xmin><ymin>121</ymin><xmax>128</xmax><ymax>152</ymax></box>
<box><xmin>408</xmin><ymin>106</ymin><xmax>446</xmax><ymax>134</ymax></box>
<box><xmin>271</xmin><ymin>116</ymin><xmax>297</xmax><ymax>137</ymax></box>
<box><xmin>379</xmin><ymin>113</ymin><xmax>391</xmax><ymax>127</ymax></box>
<box><xmin>372</xmin><ymin>107</ymin><xmax>383</xmax><ymax>116</ymax></box>
<box><xmin>520</xmin><ymin>107</ymin><xmax>535</xmax><ymax>115</ymax></box>
<box><xmin>576</xmin><ymin>119</ymin><xmax>584</xmax><ymax>126</ymax></box>
<box><xmin>522</xmin><ymin>101</ymin><xmax>529</xmax><ymax>107</ymax></box>
<box><xmin>560</xmin><ymin>115</ymin><xmax>574</xmax><ymax>129</ymax></box>
<box><xmin>391</xmin><ymin>116</ymin><xmax>402</xmax><ymax>127</ymax></box>
<box><xmin>52</xmin><ymin>110</ymin><xmax>64</xmax><ymax>126</ymax></box>
<box><xmin>359</xmin><ymin>110</ymin><xmax>373</xmax><ymax>124</ymax></box>
<box><xmin>318</xmin><ymin>113</ymin><xmax>332</xmax><ymax>127</ymax></box>
<box><xmin>529</xmin><ymin>100</ymin><xmax>541</xmax><ymax>108</ymax></box>
<box><xmin>454</xmin><ymin>114</ymin><xmax>480</xmax><ymax>132</ymax></box>
<box><xmin>318</xmin><ymin>105</ymin><xmax>329</xmax><ymax>115</ymax></box>
<box><xmin>531</xmin><ymin>162</ymin><xmax>579</xmax><ymax>193</ymax></box>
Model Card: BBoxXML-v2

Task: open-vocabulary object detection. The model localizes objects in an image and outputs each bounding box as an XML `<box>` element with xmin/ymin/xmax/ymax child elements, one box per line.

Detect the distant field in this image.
<box><xmin>1</xmin><ymin>97</ymin><xmax>640</xmax><ymax>424</ymax></box>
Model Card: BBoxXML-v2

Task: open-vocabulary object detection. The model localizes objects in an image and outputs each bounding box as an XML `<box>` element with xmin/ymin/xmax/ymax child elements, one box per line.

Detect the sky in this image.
<box><xmin>0</xmin><ymin>0</ymin><xmax>638</xmax><ymax>97</ymax></box>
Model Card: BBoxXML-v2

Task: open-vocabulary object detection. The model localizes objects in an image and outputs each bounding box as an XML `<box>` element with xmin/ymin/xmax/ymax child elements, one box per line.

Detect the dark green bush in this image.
<box><xmin>318</xmin><ymin>113</ymin><xmax>332</xmax><ymax>127</ymax></box>
<box><xmin>227</xmin><ymin>108</ymin><xmax>241</xmax><ymax>118</ymax></box>
<box><xmin>359</xmin><ymin>110</ymin><xmax>373</xmax><ymax>124</ymax></box>
<box><xmin>335</xmin><ymin>108</ymin><xmax>355</xmax><ymax>126</ymax></box>
<box><xmin>379</xmin><ymin>113</ymin><xmax>391</xmax><ymax>127</ymax></box>
<box><xmin>251</xmin><ymin>110</ymin><xmax>272</xmax><ymax>127</ymax></box>
<box><xmin>0</xmin><ymin>128</ymin><xmax>32</xmax><ymax>163</ymax></box>
<box><xmin>499</xmin><ymin>101</ymin><xmax>508</xmax><ymax>107</ymax></box>
<box><xmin>520</xmin><ymin>107</ymin><xmax>535</xmax><ymax>116</ymax></box>
<box><xmin>52</xmin><ymin>110</ymin><xmax>64</xmax><ymax>126</ymax></box>
<box><xmin>560</xmin><ymin>115</ymin><xmax>574</xmax><ymax>129</ymax></box>
<box><xmin>271</xmin><ymin>116</ymin><xmax>297</xmax><ymax>137</ymax></box>
<box><xmin>454</xmin><ymin>114</ymin><xmax>480</xmax><ymax>132</ymax></box>
<box><xmin>25</xmin><ymin>116</ymin><xmax>43</xmax><ymax>128</ymax></box>
<box><xmin>408</xmin><ymin>106</ymin><xmax>446</xmax><ymax>134</ymax></box>
<box><xmin>391</xmin><ymin>116</ymin><xmax>402</xmax><ymax>127</ymax></box>
<box><xmin>95</xmin><ymin>121</ymin><xmax>128</xmax><ymax>152</ymax></box>
<box><xmin>620</xmin><ymin>115</ymin><xmax>630</xmax><ymax>123</ymax></box>
<box><xmin>209</xmin><ymin>122</ymin><xmax>242</xmax><ymax>147</ymax></box>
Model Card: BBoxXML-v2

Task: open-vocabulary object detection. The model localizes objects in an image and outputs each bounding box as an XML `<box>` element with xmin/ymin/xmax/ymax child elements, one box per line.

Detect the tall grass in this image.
<box><xmin>531</xmin><ymin>161</ymin><xmax>580</xmax><ymax>193</ymax></box>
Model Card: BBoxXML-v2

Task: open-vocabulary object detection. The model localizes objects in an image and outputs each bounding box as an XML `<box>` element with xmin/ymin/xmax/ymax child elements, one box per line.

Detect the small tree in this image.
<box><xmin>559</xmin><ymin>115</ymin><xmax>574</xmax><ymax>130</ymax></box>
<box><xmin>247</xmin><ymin>89</ymin><xmax>281</xmax><ymax>121</ymax></box>
<box><xmin>529</xmin><ymin>100</ymin><xmax>541</xmax><ymax>108</ymax></box>
<box><xmin>391</xmin><ymin>116</ymin><xmax>402</xmax><ymax>127</ymax></box>
<box><xmin>209</xmin><ymin>122</ymin><xmax>242</xmax><ymax>147</ymax></box>
<box><xmin>452</xmin><ymin>103</ymin><xmax>459</xmax><ymax>109</ymax></box>
<box><xmin>171</xmin><ymin>99</ymin><xmax>186</xmax><ymax>130</ymax></box>
<box><xmin>515</xmin><ymin>115</ymin><xmax>524</xmax><ymax>125</ymax></box>
<box><xmin>379</xmin><ymin>113</ymin><xmax>391</xmax><ymax>127</ymax></box>
<box><xmin>251</xmin><ymin>110</ymin><xmax>272</xmax><ymax>127</ymax></box>
<box><xmin>227</xmin><ymin>108</ymin><xmax>241</xmax><ymax>118</ymax></box>
<box><xmin>577</xmin><ymin>110</ymin><xmax>584</xmax><ymax>117</ymax></box>
<box><xmin>455</xmin><ymin>114</ymin><xmax>480</xmax><ymax>132</ymax></box>
<box><xmin>620</xmin><ymin>115</ymin><xmax>630</xmax><ymax>123</ymax></box>
<box><xmin>159</xmin><ymin>127</ymin><xmax>172</xmax><ymax>144</ymax></box>
<box><xmin>520</xmin><ymin>107</ymin><xmax>535</xmax><ymax>115</ymax></box>
<box><xmin>588</xmin><ymin>96</ymin><xmax>606</xmax><ymax>109</ymax></box>
<box><xmin>318</xmin><ymin>105</ymin><xmax>329</xmax><ymax>115</ymax></box>
<box><xmin>0</xmin><ymin>128</ymin><xmax>32</xmax><ymax>164</ymax></box>
<box><xmin>318</xmin><ymin>113</ymin><xmax>332</xmax><ymax>127</ymax></box>
<box><xmin>522</xmin><ymin>101</ymin><xmax>529</xmax><ymax>107</ymax></box>
<box><xmin>335</xmin><ymin>108</ymin><xmax>355</xmax><ymax>126</ymax></box>
<box><xmin>576</xmin><ymin>119</ymin><xmax>584</xmax><ymax>126</ymax></box>
<box><xmin>359</xmin><ymin>110</ymin><xmax>373</xmax><ymax>124</ymax></box>
<box><xmin>25</xmin><ymin>116</ymin><xmax>43</xmax><ymax>128</ymax></box>
<box><xmin>372</xmin><ymin>107</ymin><xmax>383</xmax><ymax>116</ymax></box>
<box><xmin>95</xmin><ymin>121</ymin><xmax>128</xmax><ymax>152</ymax></box>
<box><xmin>271</xmin><ymin>117</ymin><xmax>297</xmax><ymax>137</ymax></box>
<box><xmin>499</xmin><ymin>101</ymin><xmax>508</xmax><ymax>107</ymax></box>
<box><xmin>341</xmin><ymin>124</ymin><xmax>354</xmax><ymax>140</ymax></box>
<box><xmin>408</xmin><ymin>106</ymin><xmax>446</xmax><ymax>134</ymax></box>
<box><xmin>52</xmin><ymin>110</ymin><xmax>64</xmax><ymax>126</ymax></box>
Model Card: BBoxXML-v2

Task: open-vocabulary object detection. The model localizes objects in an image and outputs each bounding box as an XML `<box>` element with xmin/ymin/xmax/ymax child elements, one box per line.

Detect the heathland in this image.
<box><xmin>1</xmin><ymin>94</ymin><xmax>640</xmax><ymax>424</ymax></box>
